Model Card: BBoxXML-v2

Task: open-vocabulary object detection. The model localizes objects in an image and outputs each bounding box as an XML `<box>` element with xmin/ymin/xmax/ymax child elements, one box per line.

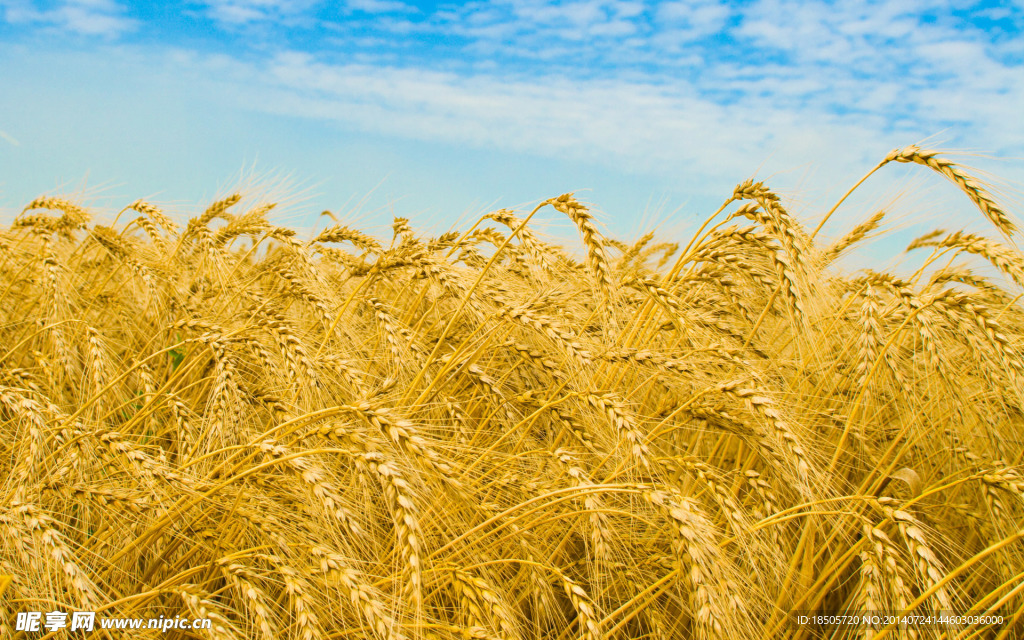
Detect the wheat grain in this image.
<box><xmin>645</xmin><ymin>489</ymin><xmax>731</xmax><ymax>639</ymax></box>
<box><xmin>914</xmin><ymin>231</ymin><xmax>1024</xmax><ymax>290</ymax></box>
<box><xmin>451</xmin><ymin>568</ymin><xmax>519</xmax><ymax>640</ymax></box>
<box><xmin>584</xmin><ymin>392</ymin><xmax>652</xmax><ymax>471</ymax></box>
<box><xmin>882</xmin><ymin>504</ymin><xmax>955</xmax><ymax>613</ymax></box>
<box><xmin>178</xmin><ymin>584</ymin><xmax>242</xmax><ymax>640</ymax></box>
<box><xmin>556</xmin><ymin>571</ymin><xmax>603</xmax><ymax>640</ymax></box>
<box><xmin>219</xmin><ymin>560</ymin><xmax>277</xmax><ymax>640</ymax></box>
<box><xmin>312</xmin><ymin>546</ymin><xmax>407</xmax><ymax>640</ymax></box>
<box><xmin>129</xmin><ymin>199</ymin><xmax>178</xmax><ymax>234</ymax></box>
<box><xmin>718</xmin><ymin>381</ymin><xmax>813</xmax><ymax>485</ymax></box>
<box><xmin>824</xmin><ymin>210</ymin><xmax>885</xmax><ymax>262</ymax></box>
<box><xmin>362</xmin><ymin>451</ymin><xmax>424</xmax><ymax>609</ymax></box>
<box><xmin>197</xmin><ymin>193</ymin><xmax>242</xmax><ymax>226</ymax></box>
<box><xmin>552</xmin><ymin>449</ymin><xmax>615</xmax><ymax>566</ymax></box>
<box><xmin>549</xmin><ymin>194</ymin><xmax>614</xmax><ymax>301</ymax></box>
<box><xmin>267</xmin><ymin>556</ymin><xmax>326</xmax><ymax>640</ymax></box>
<box><xmin>885</xmin><ymin>146</ymin><xmax>1015</xmax><ymax>237</ymax></box>
<box><xmin>259</xmin><ymin>440</ymin><xmax>365</xmax><ymax>541</ymax></box>
<box><xmin>21</xmin><ymin>196</ymin><xmax>91</xmax><ymax>235</ymax></box>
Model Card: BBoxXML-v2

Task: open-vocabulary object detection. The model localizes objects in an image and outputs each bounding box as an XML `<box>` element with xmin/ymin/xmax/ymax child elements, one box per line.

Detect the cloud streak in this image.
<box><xmin>0</xmin><ymin>129</ymin><xmax>20</xmax><ymax>146</ymax></box>
<box><xmin>1</xmin><ymin>0</ymin><xmax>135</xmax><ymax>36</ymax></box>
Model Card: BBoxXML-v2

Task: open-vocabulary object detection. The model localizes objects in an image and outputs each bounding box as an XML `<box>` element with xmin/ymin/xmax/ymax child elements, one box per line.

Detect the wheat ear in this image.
<box><xmin>886</xmin><ymin>146</ymin><xmax>1015</xmax><ymax>237</ymax></box>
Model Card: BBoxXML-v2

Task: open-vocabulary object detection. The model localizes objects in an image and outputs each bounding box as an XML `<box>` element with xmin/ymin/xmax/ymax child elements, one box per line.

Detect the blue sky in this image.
<box><xmin>1</xmin><ymin>0</ymin><xmax>1022</xmax><ymax>260</ymax></box>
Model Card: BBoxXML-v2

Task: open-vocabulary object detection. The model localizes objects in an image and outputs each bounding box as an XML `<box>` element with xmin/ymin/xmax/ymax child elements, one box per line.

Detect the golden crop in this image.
<box><xmin>1</xmin><ymin>146</ymin><xmax>1022</xmax><ymax>638</ymax></box>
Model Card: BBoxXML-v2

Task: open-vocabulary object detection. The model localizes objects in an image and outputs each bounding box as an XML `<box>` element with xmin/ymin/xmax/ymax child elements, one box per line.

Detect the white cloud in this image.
<box><xmin>347</xmin><ymin>0</ymin><xmax>416</xmax><ymax>13</ymax></box>
<box><xmin>1</xmin><ymin>0</ymin><xmax>135</xmax><ymax>37</ymax></box>
<box><xmin>656</xmin><ymin>0</ymin><xmax>731</xmax><ymax>35</ymax></box>
<box><xmin>423</xmin><ymin>0</ymin><xmax>654</xmax><ymax>59</ymax></box>
<box><xmin>200</xmin><ymin>0</ymin><xmax>321</xmax><ymax>25</ymax></box>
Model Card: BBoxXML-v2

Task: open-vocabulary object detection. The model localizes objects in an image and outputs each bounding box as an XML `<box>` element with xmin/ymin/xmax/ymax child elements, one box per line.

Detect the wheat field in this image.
<box><xmin>1</xmin><ymin>146</ymin><xmax>1022</xmax><ymax>639</ymax></box>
